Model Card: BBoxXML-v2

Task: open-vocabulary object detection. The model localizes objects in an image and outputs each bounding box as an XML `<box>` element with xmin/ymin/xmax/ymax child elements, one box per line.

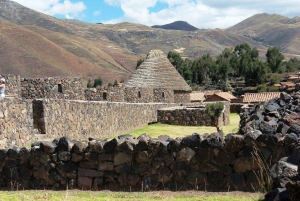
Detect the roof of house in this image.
<box><xmin>214</xmin><ymin>92</ymin><xmax>237</xmax><ymax>101</ymax></box>
<box><xmin>274</xmin><ymin>84</ymin><xmax>281</xmax><ymax>87</ymax></box>
<box><xmin>204</xmin><ymin>92</ymin><xmax>237</xmax><ymax>102</ymax></box>
<box><xmin>243</xmin><ymin>92</ymin><xmax>281</xmax><ymax>103</ymax></box>
<box><xmin>280</xmin><ymin>82</ymin><xmax>295</xmax><ymax>87</ymax></box>
<box><xmin>190</xmin><ymin>92</ymin><xmax>205</xmax><ymax>102</ymax></box>
<box><xmin>204</xmin><ymin>90</ymin><xmax>221</xmax><ymax>96</ymax></box>
<box><xmin>124</xmin><ymin>50</ymin><xmax>191</xmax><ymax>91</ymax></box>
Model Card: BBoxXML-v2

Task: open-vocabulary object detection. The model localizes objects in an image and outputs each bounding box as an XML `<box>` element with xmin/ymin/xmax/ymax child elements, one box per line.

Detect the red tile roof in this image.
<box><xmin>243</xmin><ymin>92</ymin><xmax>281</xmax><ymax>103</ymax></box>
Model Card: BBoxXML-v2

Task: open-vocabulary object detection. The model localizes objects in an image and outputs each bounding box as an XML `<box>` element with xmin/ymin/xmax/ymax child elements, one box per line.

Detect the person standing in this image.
<box><xmin>0</xmin><ymin>78</ymin><xmax>5</xmax><ymax>99</ymax></box>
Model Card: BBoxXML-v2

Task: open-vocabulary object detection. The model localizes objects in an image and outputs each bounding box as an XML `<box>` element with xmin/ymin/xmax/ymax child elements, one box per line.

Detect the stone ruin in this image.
<box><xmin>239</xmin><ymin>92</ymin><xmax>300</xmax><ymax>200</ymax></box>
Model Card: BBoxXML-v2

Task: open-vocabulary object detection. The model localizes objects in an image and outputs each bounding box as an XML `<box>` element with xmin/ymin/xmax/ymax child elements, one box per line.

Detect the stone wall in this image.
<box><xmin>21</xmin><ymin>77</ymin><xmax>85</xmax><ymax>100</ymax></box>
<box><xmin>0</xmin><ymin>132</ymin><xmax>291</xmax><ymax>191</ymax></box>
<box><xmin>42</xmin><ymin>99</ymin><xmax>177</xmax><ymax>139</ymax></box>
<box><xmin>157</xmin><ymin>102</ymin><xmax>230</xmax><ymax>127</ymax></box>
<box><xmin>153</xmin><ymin>88</ymin><xmax>174</xmax><ymax>103</ymax></box>
<box><xmin>1</xmin><ymin>74</ymin><xmax>21</xmax><ymax>98</ymax></box>
<box><xmin>0</xmin><ymin>98</ymin><xmax>33</xmax><ymax>148</ymax></box>
<box><xmin>85</xmin><ymin>87</ymin><xmax>125</xmax><ymax>102</ymax></box>
<box><xmin>124</xmin><ymin>88</ymin><xmax>154</xmax><ymax>103</ymax></box>
<box><xmin>85</xmin><ymin>87</ymin><xmax>176</xmax><ymax>103</ymax></box>
<box><xmin>174</xmin><ymin>90</ymin><xmax>191</xmax><ymax>104</ymax></box>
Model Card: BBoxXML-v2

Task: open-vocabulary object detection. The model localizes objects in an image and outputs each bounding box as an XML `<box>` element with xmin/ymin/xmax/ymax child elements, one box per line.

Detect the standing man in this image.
<box><xmin>0</xmin><ymin>78</ymin><xmax>5</xmax><ymax>99</ymax></box>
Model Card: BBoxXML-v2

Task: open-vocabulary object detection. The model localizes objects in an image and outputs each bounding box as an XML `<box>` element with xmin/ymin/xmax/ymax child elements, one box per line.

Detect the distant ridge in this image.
<box><xmin>152</xmin><ymin>21</ymin><xmax>198</xmax><ymax>31</ymax></box>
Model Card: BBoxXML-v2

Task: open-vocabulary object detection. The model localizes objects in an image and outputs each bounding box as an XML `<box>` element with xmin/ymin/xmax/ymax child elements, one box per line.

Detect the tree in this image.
<box><xmin>266</xmin><ymin>47</ymin><xmax>284</xmax><ymax>73</ymax></box>
<box><xmin>87</xmin><ymin>79</ymin><xmax>93</xmax><ymax>88</ymax></box>
<box><xmin>269</xmin><ymin>73</ymin><xmax>281</xmax><ymax>85</ymax></box>
<box><xmin>192</xmin><ymin>54</ymin><xmax>213</xmax><ymax>84</ymax></box>
<box><xmin>120</xmin><ymin>79</ymin><xmax>125</xmax><ymax>83</ymax></box>
<box><xmin>136</xmin><ymin>58</ymin><xmax>144</xmax><ymax>69</ymax></box>
<box><xmin>168</xmin><ymin>51</ymin><xmax>184</xmax><ymax>73</ymax></box>
<box><xmin>107</xmin><ymin>82</ymin><xmax>113</xmax><ymax>87</ymax></box>
<box><xmin>93</xmin><ymin>77</ymin><xmax>103</xmax><ymax>87</ymax></box>
<box><xmin>245</xmin><ymin>60</ymin><xmax>267</xmax><ymax>86</ymax></box>
<box><xmin>285</xmin><ymin>58</ymin><xmax>300</xmax><ymax>72</ymax></box>
<box><xmin>206</xmin><ymin>102</ymin><xmax>224</xmax><ymax>132</ymax></box>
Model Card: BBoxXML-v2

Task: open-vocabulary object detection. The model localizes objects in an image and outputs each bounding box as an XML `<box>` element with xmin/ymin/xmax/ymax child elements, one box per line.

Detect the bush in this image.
<box><xmin>257</xmin><ymin>84</ymin><xmax>267</xmax><ymax>92</ymax></box>
<box><xmin>268</xmin><ymin>86</ymin><xmax>279</xmax><ymax>92</ymax></box>
<box><xmin>87</xmin><ymin>79</ymin><xmax>93</xmax><ymax>88</ymax></box>
<box><xmin>206</xmin><ymin>102</ymin><xmax>224</xmax><ymax>132</ymax></box>
<box><xmin>93</xmin><ymin>77</ymin><xmax>103</xmax><ymax>87</ymax></box>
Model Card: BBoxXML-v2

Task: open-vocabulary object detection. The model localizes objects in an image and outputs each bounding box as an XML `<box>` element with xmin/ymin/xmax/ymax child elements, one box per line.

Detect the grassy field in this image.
<box><xmin>122</xmin><ymin>113</ymin><xmax>240</xmax><ymax>138</ymax></box>
<box><xmin>0</xmin><ymin>190</ymin><xmax>263</xmax><ymax>201</ymax></box>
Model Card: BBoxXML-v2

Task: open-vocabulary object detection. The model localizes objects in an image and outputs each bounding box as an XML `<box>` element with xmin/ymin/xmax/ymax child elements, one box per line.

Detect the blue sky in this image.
<box><xmin>11</xmin><ymin>0</ymin><xmax>300</xmax><ymax>29</ymax></box>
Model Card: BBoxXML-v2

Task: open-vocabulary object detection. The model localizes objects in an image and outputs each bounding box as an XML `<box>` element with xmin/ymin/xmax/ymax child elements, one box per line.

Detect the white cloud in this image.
<box><xmin>103</xmin><ymin>0</ymin><xmax>300</xmax><ymax>28</ymax></box>
<box><xmin>11</xmin><ymin>0</ymin><xmax>86</xmax><ymax>18</ymax></box>
<box><xmin>93</xmin><ymin>10</ymin><xmax>101</xmax><ymax>16</ymax></box>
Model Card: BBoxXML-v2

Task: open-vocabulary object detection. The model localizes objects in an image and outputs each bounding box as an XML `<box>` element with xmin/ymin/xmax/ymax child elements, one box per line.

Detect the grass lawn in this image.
<box><xmin>0</xmin><ymin>190</ymin><xmax>263</xmax><ymax>201</ymax></box>
<box><xmin>122</xmin><ymin>113</ymin><xmax>240</xmax><ymax>138</ymax></box>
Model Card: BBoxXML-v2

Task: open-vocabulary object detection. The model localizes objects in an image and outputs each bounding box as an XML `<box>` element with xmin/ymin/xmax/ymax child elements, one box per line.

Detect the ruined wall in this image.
<box><xmin>157</xmin><ymin>102</ymin><xmax>230</xmax><ymax>127</ymax></box>
<box><xmin>42</xmin><ymin>99</ymin><xmax>177</xmax><ymax>139</ymax></box>
<box><xmin>21</xmin><ymin>77</ymin><xmax>85</xmax><ymax>100</ymax></box>
<box><xmin>0</xmin><ymin>98</ymin><xmax>33</xmax><ymax>148</ymax></box>
<box><xmin>0</xmin><ymin>132</ymin><xmax>290</xmax><ymax>191</ymax></box>
<box><xmin>1</xmin><ymin>74</ymin><xmax>21</xmax><ymax>98</ymax></box>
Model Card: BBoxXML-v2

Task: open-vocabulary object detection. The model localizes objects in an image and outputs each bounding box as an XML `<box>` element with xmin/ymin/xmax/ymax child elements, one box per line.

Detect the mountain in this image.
<box><xmin>152</xmin><ymin>21</ymin><xmax>198</xmax><ymax>31</ymax></box>
<box><xmin>226</xmin><ymin>13</ymin><xmax>300</xmax><ymax>57</ymax></box>
<box><xmin>0</xmin><ymin>0</ymin><xmax>299</xmax><ymax>84</ymax></box>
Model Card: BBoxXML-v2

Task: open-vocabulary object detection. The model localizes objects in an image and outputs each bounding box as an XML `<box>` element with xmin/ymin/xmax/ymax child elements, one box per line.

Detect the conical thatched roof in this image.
<box><xmin>124</xmin><ymin>50</ymin><xmax>191</xmax><ymax>91</ymax></box>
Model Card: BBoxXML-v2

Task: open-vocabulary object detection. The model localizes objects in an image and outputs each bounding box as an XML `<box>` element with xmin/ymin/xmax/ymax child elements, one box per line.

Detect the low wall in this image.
<box><xmin>157</xmin><ymin>102</ymin><xmax>230</xmax><ymax>127</ymax></box>
<box><xmin>0</xmin><ymin>133</ymin><xmax>289</xmax><ymax>191</ymax></box>
<box><xmin>42</xmin><ymin>99</ymin><xmax>177</xmax><ymax>139</ymax></box>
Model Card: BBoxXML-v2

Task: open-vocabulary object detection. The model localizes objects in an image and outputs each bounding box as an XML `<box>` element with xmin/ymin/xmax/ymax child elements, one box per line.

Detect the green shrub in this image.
<box><xmin>206</xmin><ymin>102</ymin><xmax>224</xmax><ymax>132</ymax></box>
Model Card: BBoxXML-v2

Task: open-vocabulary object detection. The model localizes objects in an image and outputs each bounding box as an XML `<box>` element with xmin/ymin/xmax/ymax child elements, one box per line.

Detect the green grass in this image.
<box><xmin>0</xmin><ymin>191</ymin><xmax>262</xmax><ymax>201</ymax></box>
<box><xmin>123</xmin><ymin>113</ymin><xmax>240</xmax><ymax>138</ymax></box>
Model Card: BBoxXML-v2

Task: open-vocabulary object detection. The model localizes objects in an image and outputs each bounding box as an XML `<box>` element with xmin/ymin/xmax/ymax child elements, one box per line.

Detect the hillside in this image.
<box><xmin>226</xmin><ymin>13</ymin><xmax>300</xmax><ymax>56</ymax></box>
<box><xmin>0</xmin><ymin>0</ymin><xmax>300</xmax><ymax>83</ymax></box>
<box><xmin>152</xmin><ymin>21</ymin><xmax>198</xmax><ymax>31</ymax></box>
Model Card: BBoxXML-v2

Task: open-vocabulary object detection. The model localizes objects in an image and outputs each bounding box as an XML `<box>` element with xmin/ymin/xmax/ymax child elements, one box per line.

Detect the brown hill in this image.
<box><xmin>226</xmin><ymin>13</ymin><xmax>300</xmax><ymax>57</ymax></box>
<box><xmin>0</xmin><ymin>1</ymin><xmax>299</xmax><ymax>84</ymax></box>
<box><xmin>152</xmin><ymin>21</ymin><xmax>198</xmax><ymax>31</ymax></box>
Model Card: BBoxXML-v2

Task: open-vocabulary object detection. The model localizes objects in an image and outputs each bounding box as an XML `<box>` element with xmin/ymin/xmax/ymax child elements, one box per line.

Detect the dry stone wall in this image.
<box><xmin>85</xmin><ymin>87</ymin><xmax>125</xmax><ymax>102</ymax></box>
<box><xmin>21</xmin><ymin>77</ymin><xmax>85</xmax><ymax>100</ymax></box>
<box><xmin>85</xmin><ymin>87</ymin><xmax>180</xmax><ymax>103</ymax></box>
<box><xmin>0</xmin><ymin>132</ymin><xmax>292</xmax><ymax>191</ymax></box>
<box><xmin>42</xmin><ymin>99</ymin><xmax>177</xmax><ymax>139</ymax></box>
<box><xmin>157</xmin><ymin>102</ymin><xmax>230</xmax><ymax>127</ymax></box>
<box><xmin>0</xmin><ymin>98</ymin><xmax>33</xmax><ymax>148</ymax></box>
<box><xmin>174</xmin><ymin>91</ymin><xmax>191</xmax><ymax>103</ymax></box>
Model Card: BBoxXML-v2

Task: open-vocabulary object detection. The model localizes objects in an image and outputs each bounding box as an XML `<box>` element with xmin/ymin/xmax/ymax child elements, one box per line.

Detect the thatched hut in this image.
<box><xmin>124</xmin><ymin>50</ymin><xmax>191</xmax><ymax>103</ymax></box>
